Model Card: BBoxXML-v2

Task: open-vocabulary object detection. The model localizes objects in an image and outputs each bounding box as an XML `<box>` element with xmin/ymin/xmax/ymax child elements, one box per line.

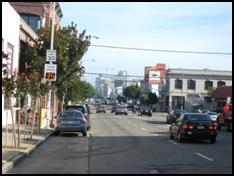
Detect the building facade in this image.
<box><xmin>2</xmin><ymin>2</ymin><xmax>21</xmax><ymax>125</ymax></box>
<box><xmin>10</xmin><ymin>2</ymin><xmax>63</xmax><ymax>34</ymax></box>
<box><xmin>165</xmin><ymin>68</ymin><xmax>232</xmax><ymax>112</ymax></box>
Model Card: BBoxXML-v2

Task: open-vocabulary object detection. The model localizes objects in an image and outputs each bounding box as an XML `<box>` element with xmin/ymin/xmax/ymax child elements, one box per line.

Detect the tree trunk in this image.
<box><xmin>10</xmin><ymin>97</ymin><xmax>17</xmax><ymax>148</ymax></box>
<box><xmin>5</xmin><ymin>110</ymin><xmax>8</xmax><ymax>148</ymax></box>
<box><xmin>17</xmin><ymin>97</ymin><xmax>21</xmax><ymax>148</ymax></box>
<box><xmin>30</xmin><ymin>97</ymin><xmax>38</xmax><ymax>140</ymax></box>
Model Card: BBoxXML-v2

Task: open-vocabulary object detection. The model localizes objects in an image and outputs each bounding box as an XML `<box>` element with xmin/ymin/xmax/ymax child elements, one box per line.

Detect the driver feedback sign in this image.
<box><xmin>44</xmin><ymin>64</ymin><xmax>57</xmax><ymax>81</ymax></box>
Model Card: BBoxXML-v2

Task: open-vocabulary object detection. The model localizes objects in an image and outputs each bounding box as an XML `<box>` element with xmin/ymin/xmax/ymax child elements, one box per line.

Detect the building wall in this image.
<box><xmin>2</xmin><ymin>2</ymin><xmax>21</xmax><ymax>126</ymax></box>
<box><xmin>166</xmin><ymin>69</ymin><xmax>232</xmax><ymax>111</ymax></box>
<box><xmin>10</xmin><ymin>2</ymin><xmax>62</xmax><ymax>30</ymax></box>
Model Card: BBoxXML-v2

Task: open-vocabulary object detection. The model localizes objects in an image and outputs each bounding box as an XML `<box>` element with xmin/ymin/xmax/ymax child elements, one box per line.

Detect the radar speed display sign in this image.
<box><xmin>44</xmin><ymin>64</ymin><xmax>57</xmax><ymax>81</ymax></box>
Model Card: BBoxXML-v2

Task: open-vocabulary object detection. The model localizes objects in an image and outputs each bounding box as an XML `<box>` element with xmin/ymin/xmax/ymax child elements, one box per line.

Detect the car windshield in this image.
<box><xmin>59</xmin><ymin>111</ymin><xmax>83</xmax><ymax>118</ymax></box>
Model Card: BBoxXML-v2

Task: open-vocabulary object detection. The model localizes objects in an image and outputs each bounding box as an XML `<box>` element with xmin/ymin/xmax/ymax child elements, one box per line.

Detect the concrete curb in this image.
<box><xmin>2</xmin><ymin>131</ymin><xmax>53</xmax><ymax>174</ymax></box>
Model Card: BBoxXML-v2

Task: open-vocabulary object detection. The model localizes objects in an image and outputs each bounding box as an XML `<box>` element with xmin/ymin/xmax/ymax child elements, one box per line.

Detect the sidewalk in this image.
<box><xmin>2</xmin><ymin>125</ymin><xmax>54</xmax><ymax>174</ymax></box>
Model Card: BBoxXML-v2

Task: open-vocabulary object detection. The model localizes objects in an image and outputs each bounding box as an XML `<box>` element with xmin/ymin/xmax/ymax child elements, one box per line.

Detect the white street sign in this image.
<box><xmin>44</xmin><ymin>64</ymin><xmax>57</xmax><ymax>81</ymax></box>
<box><xmin>46</xmin><ymin>49</ymin><xmax>56</xmax><ymax>62</ymax></box>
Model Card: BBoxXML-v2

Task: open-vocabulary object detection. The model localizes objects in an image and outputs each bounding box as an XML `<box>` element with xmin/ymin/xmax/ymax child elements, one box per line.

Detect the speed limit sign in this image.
<box><xmin>46</xmin><ymin>49</ymin><xmax>56</xmax><ymax>62</ymax></box>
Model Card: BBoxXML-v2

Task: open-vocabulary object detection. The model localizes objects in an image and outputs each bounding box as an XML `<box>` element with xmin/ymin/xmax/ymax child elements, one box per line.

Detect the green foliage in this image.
<box><xmin>207</xmin><ymin>87</ymin><xmax>216</xmax><ymax>97</ymax></box>
<box><xmin>66</xmin><ymin>79</ymin><xmax>95</xmax><ymax>103</ymax></box>
<box><xmin>39</xmin><ymin>22</ymin><xmax>91</xmax><ymax>102</ymax></box>
<box><xmin>140</xmin><ymin>92</ymin><xmax>158</xmax><ymax>105</ymax></box>
<box><xmin>116</xmin><ymin>96</ymin><xmax>127</xmax><ymax>104</ymax></box>
<box><xmin>123</xmin><ymin>85</ymin><xmax>141</xmax><ymax>100</ymax></box>
<box><xmin>140</xmin><ymin>93</ymin><xmax>149</xmax><ymax>104</ymax></box>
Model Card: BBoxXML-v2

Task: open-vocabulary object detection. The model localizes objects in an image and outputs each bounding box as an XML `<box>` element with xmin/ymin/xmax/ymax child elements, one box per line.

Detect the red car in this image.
<box><xmin>96</xmin><ymin>106</ymin><xmax>106</xmax><ymax>113</ymax></box>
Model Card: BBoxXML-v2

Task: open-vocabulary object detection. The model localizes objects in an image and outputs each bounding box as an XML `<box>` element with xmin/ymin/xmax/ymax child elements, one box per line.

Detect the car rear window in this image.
<box><xmin>207</xmin><ymin>112</ymin><xmax>217</xmax><ymax>115</ymax></box>
<box><xmin>65</xmin><ymin>106</ymin><xmax>85</xmax><ymax>113</ymax></box>
<box><xmin>59</xmin><ymin>111</ymin><xmax>83</xmax><ymax>118</ymax></box>
<box><xmin>184</xmin><ymin>114</ymin><xmax>211</xmax><ymax>121</ymax></box>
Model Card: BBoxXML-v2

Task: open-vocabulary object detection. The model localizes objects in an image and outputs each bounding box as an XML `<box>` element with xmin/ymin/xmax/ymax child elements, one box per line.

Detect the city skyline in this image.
<box><xmin>60</xmin><ymin>2</ymin><xmax>232</xmax><ymax>85</ymax></box>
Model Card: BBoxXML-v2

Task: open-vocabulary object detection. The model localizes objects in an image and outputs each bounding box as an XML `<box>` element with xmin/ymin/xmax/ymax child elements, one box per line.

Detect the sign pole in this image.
<box><xmin>47</xmin><ymin>2</ymin><xmax>55</xmax><ymax>128</ymax></box>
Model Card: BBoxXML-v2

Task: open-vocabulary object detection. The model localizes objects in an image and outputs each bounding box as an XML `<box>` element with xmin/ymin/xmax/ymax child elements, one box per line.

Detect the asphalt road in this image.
<box><xmin>8</xmin><ymin>108</ymin><xmax>232</xmax><ymax>174</ymax></box>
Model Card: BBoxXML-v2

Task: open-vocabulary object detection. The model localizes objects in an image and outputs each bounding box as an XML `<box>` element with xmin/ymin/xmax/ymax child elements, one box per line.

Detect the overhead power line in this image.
<box><xmin>91</xmin><ymin>44</ymin><xmax>232</xmax><ymax>55</ymax></box>
<box><xmin>84</xmin><ymin>72</ymin><xmax>144</xmax><ymax>78</ymax></box>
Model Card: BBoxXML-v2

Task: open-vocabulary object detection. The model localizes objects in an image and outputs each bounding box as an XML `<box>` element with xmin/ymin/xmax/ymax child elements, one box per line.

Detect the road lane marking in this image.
<box><xmin>168</xmin><ymin>140</ymin><xmax>177</xmax><ymax>145</ymax></box>
<box><xmin>141</xmin><ymin>128</ymin><xmax>146</xmax><ymax>131</ymax></box>
<box><xmin>196</xmin><ymin>153</ymin><xmax>214</xmax><ymax>161</ymax></box>
<box><xmin>153</xmin><ymin>134</ymin><xmax>159</xmax><ymax>136</ymax></box>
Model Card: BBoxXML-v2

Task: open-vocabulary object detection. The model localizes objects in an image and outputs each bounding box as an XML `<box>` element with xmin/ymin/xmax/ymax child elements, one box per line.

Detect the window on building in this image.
<box><xmin>7</xmin><ymin>42</ymin><xmax>14</xmax><ymax>76</ymax></box>
<box><xmin>217</xmin><ymin>81</ymin><xmax>226</xmax><ymax>88</ymax></box>
<box><xmin>205</xmin><ymin>80</ymin><xmax>213</xmax><ymax>90</ymax></box>
<box><xmin>187</xmin><ymin>79</ymin><xmax>196</xmax><ymax>90</ymax></box>
<box><xmin>20</xmin><ymin>13</ymin><xmax>40</xmax><ymax>33</ymax></box>
<box><xmin>175</xmin><ymin>79</ymin><xmax>182</xmax><ymax>89</ymax></box>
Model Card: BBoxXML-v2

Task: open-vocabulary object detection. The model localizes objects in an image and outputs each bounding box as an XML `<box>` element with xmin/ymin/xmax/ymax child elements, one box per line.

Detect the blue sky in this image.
<box><xmin>60</xmin><ymin>2</ymin><xmax>232</xmax><ymax>84</ymax></box>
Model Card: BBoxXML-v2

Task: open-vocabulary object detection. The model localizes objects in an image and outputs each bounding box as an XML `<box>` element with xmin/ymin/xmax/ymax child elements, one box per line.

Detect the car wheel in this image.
<box><xmin>210</xmin><ymin>137</ymin><xmax>216</xmax><ymax>144</ymax></box>
<box><xmin>54</xmin><ymin>131</ymin><xmax>60</xmax><ymax>136</ymax></box>
<box><xmin>178</xmin><ymin>132</ymin><xmax>184</xmax><ymax>143</ymax></box>
<box><xmin>169</xmin><ymin>129</ymin><xmax>174</xmax><ymax>139</ymax></box>
<box><xmin>82</xmin><ymin>131</ymin><xmax>87</xmax><ymax>137</ymax></box>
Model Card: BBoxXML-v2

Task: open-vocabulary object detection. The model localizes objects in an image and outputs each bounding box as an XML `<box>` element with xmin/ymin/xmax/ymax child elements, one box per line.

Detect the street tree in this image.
<box><xmin>66</xmin><ymin>78</ymin><xmax>95</xmax><ymax>103</ymax></box>
<box><xmin>39</xmin><ymin>22</ymin><xmax>91</xmax><ymax>110</ymax></box>
<box><xmin>123</xmin><ymin>85</ymin><xmax>141</xmax><ymax>103</ymax></box>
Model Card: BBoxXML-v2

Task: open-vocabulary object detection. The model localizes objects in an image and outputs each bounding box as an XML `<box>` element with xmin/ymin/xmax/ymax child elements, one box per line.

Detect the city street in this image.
<box><xmin>7</xmin><ymin>107</ymin><xmax>232</xmax><ymax>174</ymax></box>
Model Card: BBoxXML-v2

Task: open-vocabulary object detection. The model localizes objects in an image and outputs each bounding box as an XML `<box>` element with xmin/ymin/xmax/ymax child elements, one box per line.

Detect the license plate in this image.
<box><xmin>197</xmin><ymin>126</ymin><xmax>204</xmax><ymax>129</ymax></box>
<box><xmin>68</xmin><ymin>121</ymin><xmax>74</xmax><ymax>124</ymax></box>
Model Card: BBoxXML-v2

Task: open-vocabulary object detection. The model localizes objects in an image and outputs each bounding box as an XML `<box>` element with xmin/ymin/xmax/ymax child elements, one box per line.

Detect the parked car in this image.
<box><xmin>64</xmin><ymin>105</ymin><xmax>91</xmax><ymax>130</ymax></box>
<box><xmin>204</xmin><ymin>111</ymin><xmax>218</xmax><ymax>123</ymax></box>
<box><xmin>115</xmin><ymin>106</ymin><xmax>128</xmax><ymax>115</ymax></box>
<box><xmin>138</xmin><ymin>106</ymin><xmax>152</xmax><ymax>117</ymax></box>
<box><xmin>54</xmin><ymin>110</ymin><xmax>88</xmax><ymax>136</ymax></box>
<box><xmin>166</xmin><ymin>109</ymin><xmax>187</xmax><ymax>124</ymax></box>
<box><xmin>85</xmin><ymin>103</ymin><xmax>91</xmax><ymax>114</ymax></box>
<box><xmin>169</xmin><ymin>113</ymin><xmax>217</xmax><ymax>143</ymax></box>
<box><xmin>96</xmin><ymin>106</ymin><xmax>106</xmax><ymax>113</ymax></box>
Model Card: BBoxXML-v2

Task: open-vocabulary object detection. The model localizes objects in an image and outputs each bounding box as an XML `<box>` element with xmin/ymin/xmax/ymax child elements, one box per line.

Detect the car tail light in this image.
<box><xmin>81</xmin><ymin>118</ymin><xmax>87</xmax><ymax>124</ymax></box>
<box><xmin>183</xmin><ymin>124</ymin><xmax>194</xmax><ymax>129</ymax></box>
<box><xmin>208</xmin><ymin>125</ymin><xmax>217</xmax><ymax>130</ymax></box>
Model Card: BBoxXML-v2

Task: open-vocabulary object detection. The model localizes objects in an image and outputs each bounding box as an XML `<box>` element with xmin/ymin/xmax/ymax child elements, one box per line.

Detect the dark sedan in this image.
<box><xmin>138</xmin><ymin>106</ymin><xmax>152</xmax><ymax>117</ymax></box>
<box><xmin>54</xmin><ymin>110</ymin><xmax>88</xmax><ymax>136</ymax></box>
<box><xmin>65</xmin><ymin>105</ymin><xmax>91</xmax><ymax>131</ymax></box>
<box><xmin>169</xmin><ymin>113</ymin><xmax>217</xmax><ymax>143</ymax></box>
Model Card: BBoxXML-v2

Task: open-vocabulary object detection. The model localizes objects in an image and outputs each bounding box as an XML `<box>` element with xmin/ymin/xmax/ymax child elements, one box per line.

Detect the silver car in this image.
<box><xmin>54</xmin><ymin>110</ymin><xmax>88</xmax><ymax>136</ymax></box>
<box><xmin>115</xmin><ymin>106</ymin><xmax>128</xmax><ymax>115</ymax></box>
<box><xmin>204</xmin><ymin>111</ymin><xmax>218</xmax><ymax>123</ymax></box>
